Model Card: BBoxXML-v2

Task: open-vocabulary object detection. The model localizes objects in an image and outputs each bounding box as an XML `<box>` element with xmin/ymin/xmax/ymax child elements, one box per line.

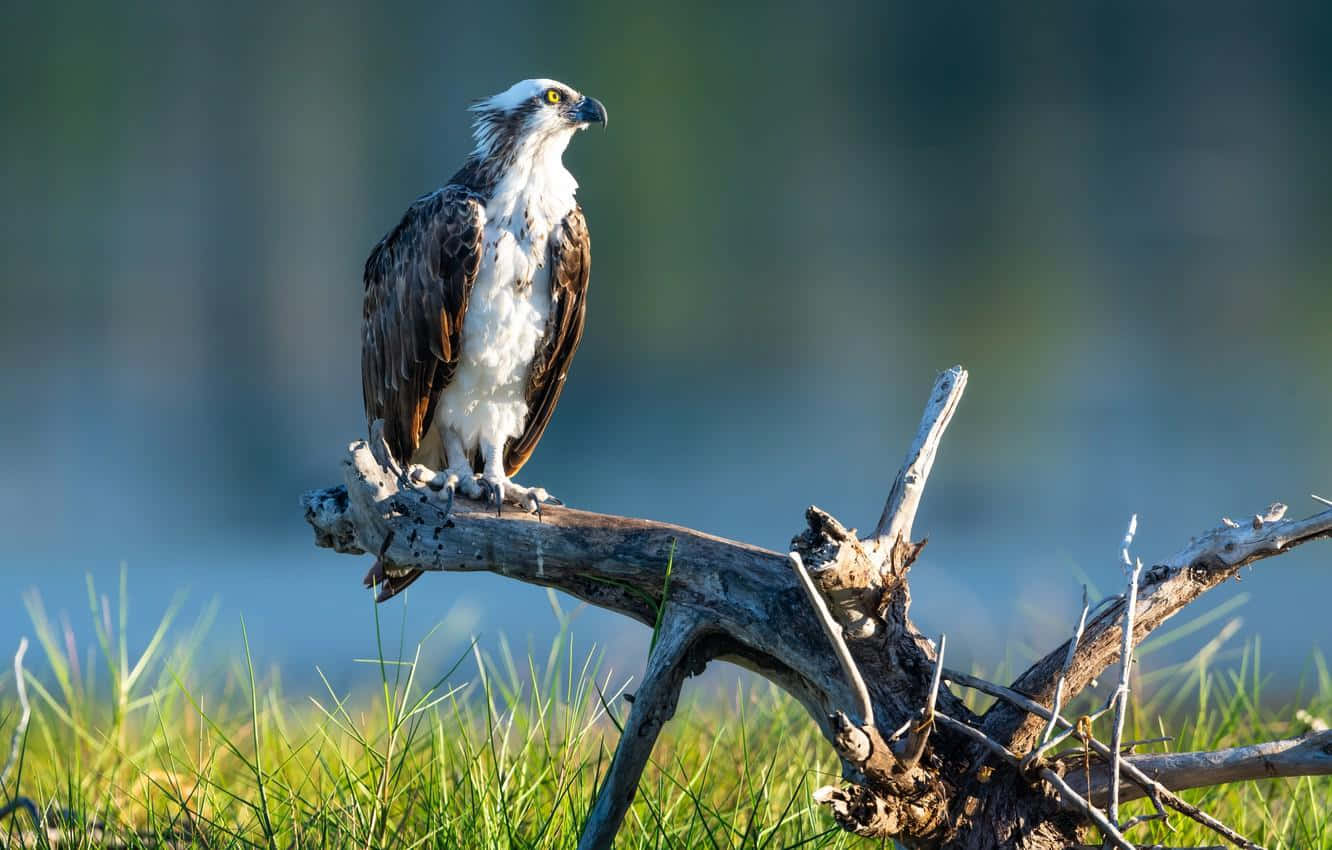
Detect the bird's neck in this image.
<box><xmin>458</xmin><ymin>132</ymin><xmax>578</xmax><ymax>230</ymax></box>
<box><xmin>454</xmin><ymin>129</ymin><xmax>576</xmax><ymax>199</ymax></box>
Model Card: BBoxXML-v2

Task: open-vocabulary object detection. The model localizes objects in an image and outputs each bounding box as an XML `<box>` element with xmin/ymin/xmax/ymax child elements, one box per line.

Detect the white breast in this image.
<box><xmin>435</xmin><ymin>143</ymin><xmax>578</xmax><ymax>456</ymax></box>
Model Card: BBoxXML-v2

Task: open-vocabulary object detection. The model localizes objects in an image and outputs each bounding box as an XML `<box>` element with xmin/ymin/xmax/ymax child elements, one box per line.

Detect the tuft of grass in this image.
<box><xmin>0</xmin><ymin>575</ymin><xmax>1327</xmax><ymax>849</ymax></box>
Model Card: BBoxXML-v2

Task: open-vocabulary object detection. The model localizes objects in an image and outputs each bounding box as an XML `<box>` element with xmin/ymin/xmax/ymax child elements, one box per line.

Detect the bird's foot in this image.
<box><xmin>405</xmin><ymin>465</ymin><xmax>560</xmax><ymax>517</ymax></box>
<box><xmin>406</xmin><ymin>464</ymin><xmax>489</xmax><ymax>502</ymax></box>
<box><xmin>478</xmin><ymin>473</ymin><xmax>563</xmax><ymax>518</ymax></box>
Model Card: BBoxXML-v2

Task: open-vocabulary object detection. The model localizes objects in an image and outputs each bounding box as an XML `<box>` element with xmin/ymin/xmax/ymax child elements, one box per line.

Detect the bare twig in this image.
<box><xmin>894</xmin><ymin>633</ymin><xmax>945</xmax><ymax>771</ymax></box>
<box><xmin>1041</xmin><ymin>767</ymin><xmax>1134</xmax><ymax>850</ymax></box>
<box><xmin>1110</xmin><ymin>537</ymin><xmax>1145</xmax><ymax>829</ymax></box>
<box><xmin>1313</xmin><ymin>493</ymin><xmax>1332</xmax><ymax>507</ymax></box>
<box><xmin>788</xmin><ymin>551</ymin><xmax>874</xmax><ymax>727</ymax></box>
<box><xmin>1056</xmin><ymin>736</ymin><xmax>1174</xmax><ymax>760</ymax></box>
<box><xmin>1037</xmin><ymin>585</ymin><xmax>1090</xmax><ymax>753</ymax></box>
<box><xmin>1118</xmin><ymin>809</ymin><xmax>1169</xmax><ymax>834</ymax></box>
<box><xmin>1121</xmin><ymin>514</ymin><xmax>1138</xmax><ymax>569</ymax></box>
<box><xmin>1032</xmin><ymin>702</ymin><xmax>1117</xmax><ymax>758</ymax></box>
<box><xmin>870</xmin><ymin>366</ymin><xmax>967</xmax><ymax>555</ymax></box>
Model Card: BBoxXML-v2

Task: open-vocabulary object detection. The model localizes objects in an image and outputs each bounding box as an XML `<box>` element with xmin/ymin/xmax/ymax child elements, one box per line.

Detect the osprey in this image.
<box><xmin>361</xmin><ymin>78</ymin><xmax>606</xmax><ymax>597</ymax></box>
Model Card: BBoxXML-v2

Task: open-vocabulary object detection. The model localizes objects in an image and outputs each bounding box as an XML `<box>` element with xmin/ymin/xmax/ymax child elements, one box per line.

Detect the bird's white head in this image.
<box><xmin>468</xmin><ymin>78</ymin><xmax>608</xmax><ymax>166</ymax></box>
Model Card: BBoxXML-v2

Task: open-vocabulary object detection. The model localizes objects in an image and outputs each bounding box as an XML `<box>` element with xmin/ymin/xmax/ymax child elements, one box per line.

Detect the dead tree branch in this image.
<box><xmin>1086</xmin><ymin>730</ymin><xmax>1332</xmax><ymax>803</ymax></box>
<box><xmin>987</xmin><ymin>502</ymin><xmax>1332</xmax><ymax>755</ymax></box>
<box><xmin>577</xmin><ymin>612</ymin><xmax>703</xmax><ymax>850</ymax></box>
<box><xmin>870</xmin><ymin>366</ymin><xmax>967</xmax><ymax>564</ymax></box>
<box><xmin>302</xmin><ymin>365</ymin><xmax>1332</xmax><ymax>850</ymax></box>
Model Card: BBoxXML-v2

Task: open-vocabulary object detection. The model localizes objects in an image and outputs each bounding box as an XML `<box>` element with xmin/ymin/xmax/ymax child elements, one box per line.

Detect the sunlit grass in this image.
<box><xmin>0</xmin><ymin>574</ymin><xmax>1328</xmax><ymax>848</ymax></box>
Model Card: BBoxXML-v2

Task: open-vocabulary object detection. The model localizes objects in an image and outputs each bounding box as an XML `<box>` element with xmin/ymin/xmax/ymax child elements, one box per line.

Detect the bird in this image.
<box><xmin>360</xmin><ymin>78</ymin><xmax>606</xmax><ymax>599</ymax></box>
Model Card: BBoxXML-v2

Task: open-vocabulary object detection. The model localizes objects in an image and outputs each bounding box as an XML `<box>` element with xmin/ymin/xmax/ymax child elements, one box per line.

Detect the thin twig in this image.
<box><xmin>788</xmin><ymin>552</ymin><xmax>874</xmax><ymax>727</ymax></box>
<box><xmin>1313</xmin><ymin>493</ymin><xmax>1332</xmax><ymax>507</ymax></box>
<box><xmin>1042</xmin><ymin>767</ymin><xmax>1134</xmax><ymax>850</ymax></box>
<box><xmin>1121</xmin><ymin>513</ymin><xmax>1139</xmax><ymax>570</ymax></box>
<box><xmin>1055</xmin><ymin>736</ymin><xmax>1174</xmax><ymax>760</ymax></box>
<box><xmin>1118</xmin><ymin>810</ymin><xmax>1169</xmax><ymax>832</ymax></box>
<box><xmin>1109</xmin><ymin>523</ymin><xmax>1145</xmax><ymax>830</ymax></box>
<box><xmin>926</xmin><ymin>634</ymin><xmax>946</xmax><ymax>715</ymax></box>
<box><xmin>894</xmin><ymin>633</ymin><xmax>946</xmax><ymax>770</ymax></box>
<box><xmin>885</xmin><ymin>716</ymin><xmax>915</xmax><ymax>743</ymax></box>
<box><xmin>1033</xmin><ymin>703</ymin><xmax>1117</xmax><ymax>757</ymax></box>
<box><xmin>1040</xmin><ymin>585</ymin><xmax>1090</xmax><ymax>749</ymax></box>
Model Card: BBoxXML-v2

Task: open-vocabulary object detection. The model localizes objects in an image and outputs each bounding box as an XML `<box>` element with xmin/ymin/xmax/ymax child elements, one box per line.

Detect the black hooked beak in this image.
<box><xmin>573</xmin><ymin>96</ymin><xmax>608</xmax><ymax>128</ymax></box>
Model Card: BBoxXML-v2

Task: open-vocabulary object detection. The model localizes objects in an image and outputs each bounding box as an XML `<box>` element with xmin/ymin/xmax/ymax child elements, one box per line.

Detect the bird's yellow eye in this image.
<box><xmin>545</xmin><ymin>88</ymin><xmax>562</xmax><ymax>104</ymax></box>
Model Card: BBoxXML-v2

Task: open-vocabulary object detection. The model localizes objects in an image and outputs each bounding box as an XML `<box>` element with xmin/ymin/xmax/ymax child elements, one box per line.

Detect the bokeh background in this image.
<box><xmin>2</xmin><ymin>2</ymin><xmax>1329</xmax><ymax>694</ymax></box>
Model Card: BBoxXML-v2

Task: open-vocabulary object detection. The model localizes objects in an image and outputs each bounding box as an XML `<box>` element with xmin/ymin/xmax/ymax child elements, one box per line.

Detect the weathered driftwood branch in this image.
<box><xmin>577</xmin><ymin>612</ymin><xmax>703</xmax><ymax>850</ymax></box>
<box><xmin>1087</xmin><ymin>729</ymin><xmax>1332</xmax><ymax>804</ymax></box>
<box><xmin>303</xmin><ymin>365</ymin><xmax>1332</xmax><ymax>850</ymax></box>
<box><xmin>987</xmin><ymin>501</ymin><xmax>1332</xmax><ymax>755</ymax></box>
<box><xmin>870</xmin><ymin>366</ymin><xmax>967</xmax><ymax>553</ymax></box>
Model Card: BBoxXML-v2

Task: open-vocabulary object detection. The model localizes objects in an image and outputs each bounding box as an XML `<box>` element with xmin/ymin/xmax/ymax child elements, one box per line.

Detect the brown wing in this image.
<box><xmin>362</xmin><ymin>186</ymin><xmax>484</xmax><ymax>465</ymax></box>
<box><xmin>504</xmin><ymin>206</ymin><xmax>591</xmax><ymax>476</ymax></box>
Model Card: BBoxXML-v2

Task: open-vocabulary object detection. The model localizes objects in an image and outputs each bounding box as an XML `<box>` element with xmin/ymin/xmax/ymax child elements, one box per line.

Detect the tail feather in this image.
<box><xmin>363</xmin><ymin>560</ymin><xmax>425</xmax><ymax>602</ymax></box>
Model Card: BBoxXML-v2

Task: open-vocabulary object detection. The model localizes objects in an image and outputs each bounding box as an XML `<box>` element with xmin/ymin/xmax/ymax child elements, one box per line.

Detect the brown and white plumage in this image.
<box><xmin>504</xmin><ymin>206</ymin><xmax>591</xmax><ymax>475</ymax></box>
<box><xmin>360</xmin><ymin>78</ymin><xmax>604</xmax><ymax>600</ymax></box>
<box><xmin>361</xmin><ymin>185</ymin><xmax>485</xmax><ymax>469</ymax></box>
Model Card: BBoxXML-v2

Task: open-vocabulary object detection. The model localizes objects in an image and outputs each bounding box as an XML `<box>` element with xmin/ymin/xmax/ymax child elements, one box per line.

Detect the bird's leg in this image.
<box><xmin>478</xmin><ymin>440</ymin><xmax>560</xmax><ymax>517</ymax></box>
<box><xmin>479</xmin><ymin>440</ymin><xmax>507</xmax><ymax>516</ymax></box>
